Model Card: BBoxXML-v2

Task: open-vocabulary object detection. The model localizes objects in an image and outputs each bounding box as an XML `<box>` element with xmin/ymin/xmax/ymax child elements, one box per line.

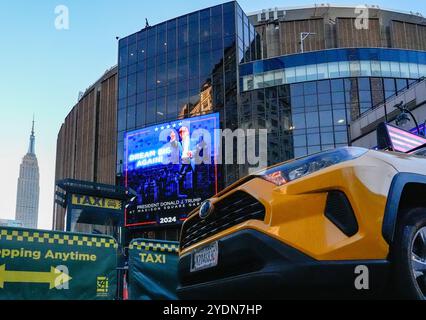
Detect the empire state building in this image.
<box><xmin>15</xmin><ymin>120</ymin><xmax>40</xmax><ymax>229</ymax></box>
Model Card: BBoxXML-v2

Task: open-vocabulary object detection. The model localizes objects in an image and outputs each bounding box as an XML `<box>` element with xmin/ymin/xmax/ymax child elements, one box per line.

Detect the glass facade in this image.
<box><xmin>240</xmin><ymin>48</ymin><xmax>426</xmax><ymax>91</ymax></box>
<box><xmin>239</xmin><ymin>76</ymin><xmax>418</xmax><ymax>164</ymax></box>
<box><xmin>237</xmin><ymin>47</ymin><xmax>421</xmax><ymax>175</ymax></box>
<box><xmin>118</xmin><ymin>2</ymin><xmax>425</xmax><ymax>218</ymax></box>
<box><xmin>117</xmin><ymin>1</ymin><xmax>260</xmax><ymax>188</ymax></box>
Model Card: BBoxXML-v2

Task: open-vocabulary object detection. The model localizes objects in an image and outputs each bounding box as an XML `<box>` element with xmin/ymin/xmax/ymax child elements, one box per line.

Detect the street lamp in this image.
<box><xmin>394</xmin><ymin>101</ymin><xmax>421</xmax><ymax>136</ymax></box>
<box><xmin>300</xmin><ymin>32</ymin><xmax>316</xmax><ymax>53</ymax></box>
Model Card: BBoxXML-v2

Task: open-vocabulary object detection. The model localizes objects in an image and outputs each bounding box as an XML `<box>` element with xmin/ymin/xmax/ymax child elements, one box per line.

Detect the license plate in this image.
<box><xmin>190</xmin><ymin>242</ymin><xmax>219</xmax><ymax>272</ymax></box>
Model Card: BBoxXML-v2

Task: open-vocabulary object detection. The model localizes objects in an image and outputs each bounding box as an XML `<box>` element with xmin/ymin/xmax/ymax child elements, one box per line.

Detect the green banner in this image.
<box><xmin>128</xmin><ymin>239</ymin><xmax>179</xmax><ymax>300</ymax></box>
<box><xmin>0</xmin><ymin>227</ymin><xmax>117</xmax><ymax>300</ymax></box>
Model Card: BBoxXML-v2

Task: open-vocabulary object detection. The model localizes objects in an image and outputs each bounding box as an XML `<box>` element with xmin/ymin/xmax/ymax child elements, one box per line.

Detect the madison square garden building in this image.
<box><xmin>54</xmin><ymin>1</ymin><xmax>426</xmax><ymax>242</ymax></box>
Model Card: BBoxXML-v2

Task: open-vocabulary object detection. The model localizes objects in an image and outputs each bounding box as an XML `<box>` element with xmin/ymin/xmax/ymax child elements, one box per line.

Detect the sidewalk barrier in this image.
<box><xmin>128</xmin><ymin>239</ymin><xmax>179</xmax><ymax>300</ymax></box>
<box><xmin>0</xmin><ymin>226</ymin><xmax>117</xmax><ymax>300</ymax></box>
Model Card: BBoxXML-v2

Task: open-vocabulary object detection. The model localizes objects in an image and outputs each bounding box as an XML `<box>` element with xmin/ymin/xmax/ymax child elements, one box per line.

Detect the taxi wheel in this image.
<box><xmin>392</xmin><ymin>208</ymin><xmax>426</xmax><ymax>300</ymax></box>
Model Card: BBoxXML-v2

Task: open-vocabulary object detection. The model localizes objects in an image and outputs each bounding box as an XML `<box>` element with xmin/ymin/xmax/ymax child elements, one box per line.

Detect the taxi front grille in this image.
<box><xmin>180</xmin><ymin>191</ymin><xmax>266</xmax><ymax>250</ymax></box>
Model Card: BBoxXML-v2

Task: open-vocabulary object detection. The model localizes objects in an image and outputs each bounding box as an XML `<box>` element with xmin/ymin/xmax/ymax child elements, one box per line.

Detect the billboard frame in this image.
<box><xmin>124</xmin><ymin>112</ymin><xmax>220</xmax><ymax>228</ymax></box>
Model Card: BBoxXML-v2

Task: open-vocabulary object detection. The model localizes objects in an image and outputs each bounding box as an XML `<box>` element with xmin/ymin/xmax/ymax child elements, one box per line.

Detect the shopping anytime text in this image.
<box><xmin>0</xmin><ymin>248</ymin><xmax>97</xmax><ymax>262</ymax></box>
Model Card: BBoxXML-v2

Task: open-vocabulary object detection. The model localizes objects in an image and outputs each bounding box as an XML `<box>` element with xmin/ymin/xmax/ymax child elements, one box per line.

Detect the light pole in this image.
<box><xmin>300</xmin><ymin>32</ymin><xmax>316</xmax><ymax>53</ymax></box>
<box><xmin>394</xmin><ymin>101</ymin><xmax>421</xmax><ymax>136</ymax></box>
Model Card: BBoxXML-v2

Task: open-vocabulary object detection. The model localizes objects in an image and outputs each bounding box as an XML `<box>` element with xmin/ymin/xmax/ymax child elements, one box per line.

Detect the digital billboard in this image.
<box><xmin>377</xmin><ymin>123</ymin><xmax>426</xmax><ymax>153</ymax></box>
<box><xmin>124</xmin><ymin>113</ymin><xmax>220</xmax><ymax>227</ymax></box>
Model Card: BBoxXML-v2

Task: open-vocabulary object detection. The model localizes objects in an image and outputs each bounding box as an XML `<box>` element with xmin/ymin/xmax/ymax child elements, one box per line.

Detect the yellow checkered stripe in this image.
<box><xmin>0</xmin><ymin>228</ymin><xmax>118</xmax><ymax>249</ymax></box>
<box><xmin>129</xmin><ymin>241</ymin><xmax>179</xmax><ymax>253</ymax></box>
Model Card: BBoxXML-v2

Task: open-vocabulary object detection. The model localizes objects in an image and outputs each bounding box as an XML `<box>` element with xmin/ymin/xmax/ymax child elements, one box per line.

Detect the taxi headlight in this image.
<box><xmin>258</xmin><ymin>147</ymin><xmax>368</xmax><ymax>186</ymax></box>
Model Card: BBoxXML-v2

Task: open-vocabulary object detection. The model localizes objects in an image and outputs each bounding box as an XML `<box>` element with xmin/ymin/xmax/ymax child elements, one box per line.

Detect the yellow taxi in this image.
<box><xmin>178</xmin><ymin>147</ymin><xmax>426</xmax><ymax>299</ymax></box>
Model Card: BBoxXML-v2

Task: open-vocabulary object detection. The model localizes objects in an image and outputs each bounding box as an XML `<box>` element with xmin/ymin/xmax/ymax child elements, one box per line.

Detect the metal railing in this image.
<box><xmin>355</xmin><ymin>77</ymin><xmax>425</xmax><ymax>122</ymax></box>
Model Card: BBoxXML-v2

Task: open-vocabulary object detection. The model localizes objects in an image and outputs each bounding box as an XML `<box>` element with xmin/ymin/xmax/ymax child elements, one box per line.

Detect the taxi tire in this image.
<box><xmin>391</xmin><ymin>207</ymin><xmax>426</xmax><ymax>300</ymax></box>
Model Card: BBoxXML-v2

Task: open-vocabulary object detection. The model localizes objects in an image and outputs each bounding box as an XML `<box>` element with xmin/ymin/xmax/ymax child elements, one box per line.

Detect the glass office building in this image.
<box><xmin>116</xmin><ymin>1</ymin><xmax>426</xmax><ymax>240</ymax></box>
<box><xmin>239</xmin><ymin>48</ymin><xmax>425</xmax><ymax>160</ymax></box>
<box><xmin>117</xmin><ymin>1</ymin><xmax>262</xmax><ymax>239</ymax></box>
<box><xmin>117</xmin><ymin>2</ymin><xmax>260</xmax><ymax>188</ymax></box>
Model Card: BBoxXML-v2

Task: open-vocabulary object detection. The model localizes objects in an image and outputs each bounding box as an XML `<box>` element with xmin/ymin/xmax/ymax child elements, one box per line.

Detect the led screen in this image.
<box><xmin>377</xmin><ymin>123</ymin><xmax>426</xmax><ymax>153</ymax></box>
<box><xmin>124</xmin><ymin>113</ymin><xmax>220</xmax><ymax>227</ymax></box>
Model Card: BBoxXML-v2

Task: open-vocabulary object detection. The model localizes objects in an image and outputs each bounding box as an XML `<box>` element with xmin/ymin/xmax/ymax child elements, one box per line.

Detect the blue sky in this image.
<box><xmin>0</xmin><ymin>0</ymin><xmax>425</xmax><ymax>230</ymax></box>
